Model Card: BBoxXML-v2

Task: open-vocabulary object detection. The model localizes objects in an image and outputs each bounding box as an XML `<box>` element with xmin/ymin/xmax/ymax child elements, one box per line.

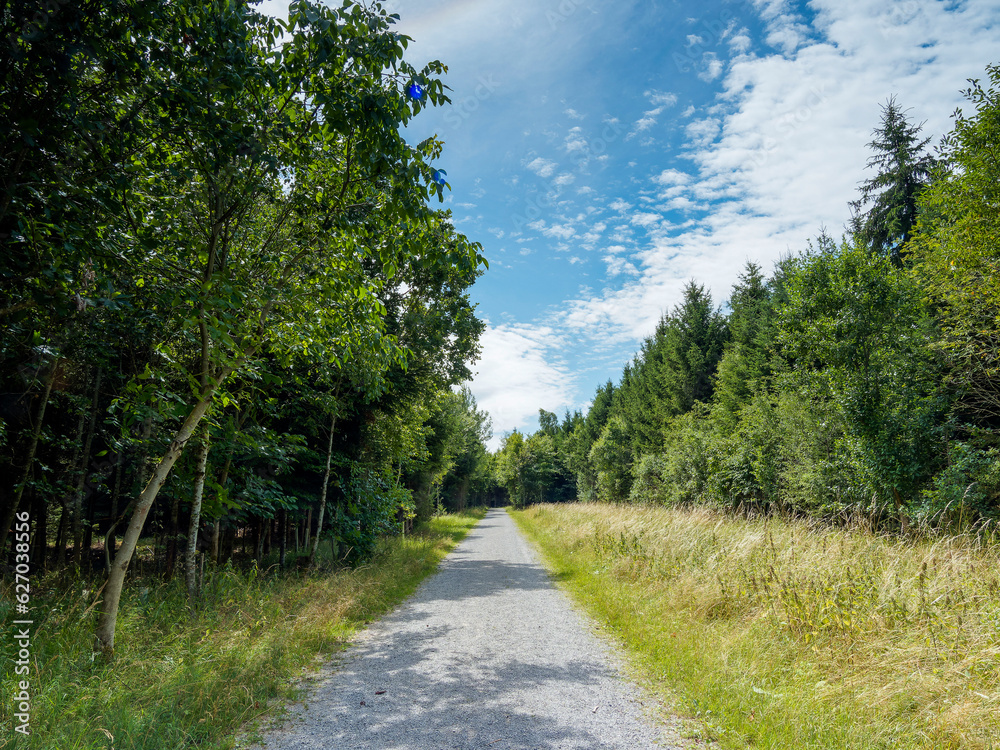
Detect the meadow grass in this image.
<box><xmin>512</xmin><ymin>503</ymin><xmax>1000</xmax><ymax>750</ymax></box>
<box><xmin>0</xmin><ymin>508</ymin><xmax>485</xmax><ymax>750</ymax></box>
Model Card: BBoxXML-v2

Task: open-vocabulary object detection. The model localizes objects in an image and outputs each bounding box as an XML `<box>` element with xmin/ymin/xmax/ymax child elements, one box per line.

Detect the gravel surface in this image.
<box><xmin>249</xmin><ymin>508</ymin><xmax>688</xmax><ymax>750</ymax></box>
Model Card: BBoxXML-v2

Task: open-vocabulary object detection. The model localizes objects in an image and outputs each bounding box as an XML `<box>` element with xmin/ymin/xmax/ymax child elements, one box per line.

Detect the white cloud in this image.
<box><xmin>653</xmin><ymin>169</ymin><xmax>692</xmax><ymax>187</ymax></box>
<box><xmin>469</xmin><ymin>324</ymin><xmax>574</xmax><ymax>448</ymax></box>
<box><xmin>528</xmin><ymin>220</ymin><xmax>577</xmax><ymax>240</ymax></box>
<box><xmin>564</xmin><ymin>126</ymin><xmax>589</xmax><ymax>153</ymax></box>
<box><xmin>644</xmin><ymin>89</ymin><xmax>679</xmax><ymax>107</ymax></box>
<box><xmin>729</xmin><ymin>28</ymin><xmax>752</xmax><ymax>53</ymax></box>
<box><xmin>631</xmin><ymin>212</ymin><xmax>662</xmax><ymax>228</ymax></box>
<box><xmin>376</xmin><ymin>0</ymin><xmax>1000</xmax><ymax>426</ymax></box>
<box><xmin>629</xmin><ymin>90</ymin><xmax>679</xmax><ymax>136</ymax></box>
<box><xmin>699</xmin><ymin>53</ymin><xmax>724</xmax><ymax>82</ymax></box>
<box><xmin>525</xmin><ymin>156</ymin><xmax>558</xmax><ymax>178</ymax></box>
<box><xmin>685</xmin><ymin>117</ymin><xmax>721</xmax><ymax>146</ymax></box>
<box><xmin>603</xmin><ymin>255</ymin><xmax>639</xmax><ymax>277</ymax></box>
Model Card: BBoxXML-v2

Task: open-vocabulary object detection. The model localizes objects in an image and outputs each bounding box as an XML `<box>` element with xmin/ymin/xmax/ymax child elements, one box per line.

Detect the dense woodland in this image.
<box><xmin>0</xmin><ymin>0</ymin><xmax>494</xmax><ymax>655</ymax></box>
<box><xmin>495</xmin><ymin>67</ymin><xmax>1000</xmax><ymax>530</ymax></box>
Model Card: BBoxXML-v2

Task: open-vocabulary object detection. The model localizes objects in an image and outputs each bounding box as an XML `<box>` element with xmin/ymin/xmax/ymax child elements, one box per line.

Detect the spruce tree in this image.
<box><xmin>850</xmin><ymin>97</ymin><xmax>936</xmax><ymax>263</ymax></box>
<box><xmin>661</xmin><ymin>282</ymin><xmax>728</xmax><ymax>415</ymax></box>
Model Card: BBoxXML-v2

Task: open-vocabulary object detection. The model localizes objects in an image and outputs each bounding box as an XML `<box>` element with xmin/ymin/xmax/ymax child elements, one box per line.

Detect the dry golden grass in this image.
<box><xmin>514</xmin><ymin>503</ymin><xmax>1000</xmax><ymax>749</ymax></box>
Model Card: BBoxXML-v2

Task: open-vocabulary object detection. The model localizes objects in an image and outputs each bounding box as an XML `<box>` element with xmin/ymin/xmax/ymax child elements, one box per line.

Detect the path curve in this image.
<box><xmin>250</xmin><ymin>508</ymin><xmax>685</xmax><ymax>749</ymax></box>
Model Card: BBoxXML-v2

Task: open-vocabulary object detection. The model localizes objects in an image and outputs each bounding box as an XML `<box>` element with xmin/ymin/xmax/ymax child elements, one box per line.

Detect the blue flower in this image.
<box><xmin>407</xmin><ymin>83</ymin><xmax>426</xmax><ymax>101</ymax></box>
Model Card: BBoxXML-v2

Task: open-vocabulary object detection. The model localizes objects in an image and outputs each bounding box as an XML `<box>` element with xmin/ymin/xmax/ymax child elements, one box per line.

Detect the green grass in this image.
<box><xmin>512</xmin><ymin>503</ymin><xmax>1000</xmax><ymax>750</ymax></box>
<box><xmin>0</xmin><ymin>508</ymin><xmax>485</xmax><ymax>750</ymax></box>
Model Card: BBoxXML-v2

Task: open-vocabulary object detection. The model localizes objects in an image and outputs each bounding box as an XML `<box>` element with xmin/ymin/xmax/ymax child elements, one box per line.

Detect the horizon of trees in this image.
<box><xmin>493</xmin><ymin>64</ymin><xmax>1000</xmax><ymax>530</ymax></box>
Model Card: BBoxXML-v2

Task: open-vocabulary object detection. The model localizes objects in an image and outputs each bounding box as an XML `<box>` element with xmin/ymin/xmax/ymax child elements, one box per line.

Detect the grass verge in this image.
<box><xmin>511</xmin><ymin>503</ymin><xmax>1000</xmax><ymax>750</ymax></box>
<box><xmin>0</xmin><ymin>508</ymin><xmax>485</xmax><ymax>750</ymax></box>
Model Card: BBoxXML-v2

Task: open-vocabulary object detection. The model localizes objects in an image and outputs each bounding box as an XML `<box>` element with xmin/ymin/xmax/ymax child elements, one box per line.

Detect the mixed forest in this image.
<box><xmin>495</xmin><ymin>67</ymin><xmax>1000</xmax><ymax>533</ymax></box>
<box><xmin>0</xmin><ymin>0</ymin><xmax>493</xmax><ymax>657</ymax></box>
<box><xmin>2</xmin><ymin>0</ymin><xmax>999</xmax><ymax>685</ymax></box>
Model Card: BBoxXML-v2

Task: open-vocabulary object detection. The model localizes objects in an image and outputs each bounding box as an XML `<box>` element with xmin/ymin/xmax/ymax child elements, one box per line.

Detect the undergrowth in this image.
<box><xmin>0</xmin><ymin>508</ymin><xmax>485</xmax><ymax>750</ymax></box>
<box><xmin>512</xmin><ymin>503</ymin><xmax>1000</xmax><ymax>750</ymax></box>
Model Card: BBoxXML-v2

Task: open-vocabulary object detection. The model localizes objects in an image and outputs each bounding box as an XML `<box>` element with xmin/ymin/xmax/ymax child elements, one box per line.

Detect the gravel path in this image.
<box><xmin>249</xmin><ymin>508</ymin><xmax>687</xmax><ymax>750</ymax></box>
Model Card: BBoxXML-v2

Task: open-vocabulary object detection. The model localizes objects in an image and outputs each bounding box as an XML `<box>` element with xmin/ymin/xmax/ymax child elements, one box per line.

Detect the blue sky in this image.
<box><xmin>263</xmin><ymin>0</ymin><xmax>1000</xmax><ymax>448</ymax></box>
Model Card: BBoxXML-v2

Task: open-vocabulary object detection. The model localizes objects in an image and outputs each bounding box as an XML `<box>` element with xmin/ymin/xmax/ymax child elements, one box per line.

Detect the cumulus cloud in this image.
<box><xmin>603</xmin><ymin>255</ymin><xmax>639</xmax><ymax>277</ymax></box>
<box><xmin>631</xmin><ymin>212</ymin><xmax>662</xmax><ymax>228</ymax></box>
<box><xmin>528</xmin><ymin>219</ymin><xmax>577</xmax><ymax>240</ymax></box>
<box><xmin>645</xmin><ymin>89</ymin><xmax>679</xmax><ymax>107</ymax></box>
<box><xmin>564</xmin><ymin>126</ymin><xmax>589</xmax><ymax>153</ymax></box>
<box><xmin>729</xmin><ymin>28</ymin><xmax>752</xmax><ymax>53</ymax></box>
<box><xmin>699</xmin><ymin>53</ymin><xmax>724</xmax><ymax>82</ymax></box>
<box><xmin>525</xmin><ymin>156</ymin><xmax>558</xmax><ymax>178</ymax></box>
<box><xmin>469</xmin><ymin>324</ymin><xmax>575</xmax><ymax>448</ymax></box>
<box><xmin>654</xmin><ymin>169</ymin><xmax>692</xmax><ymax>187</ymax></box>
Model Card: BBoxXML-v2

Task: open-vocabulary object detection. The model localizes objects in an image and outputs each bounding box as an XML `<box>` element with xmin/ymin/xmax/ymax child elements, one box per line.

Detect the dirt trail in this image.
<box><xmin>249</xmin><ymin>508</ymin><xmax>688</xmax><ymax>749</ymax></box>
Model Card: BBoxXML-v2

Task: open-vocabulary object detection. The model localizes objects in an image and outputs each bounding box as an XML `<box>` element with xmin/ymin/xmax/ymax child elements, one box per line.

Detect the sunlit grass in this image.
<box><xmin>0</xmin><ymin>508</ymin><xmax>486</xmax><ymax>750</ymax></box>
<box><xmin>512</xmin><ymin>503</ymin><xmax>1000</xmax><ymax>750</ymax></box>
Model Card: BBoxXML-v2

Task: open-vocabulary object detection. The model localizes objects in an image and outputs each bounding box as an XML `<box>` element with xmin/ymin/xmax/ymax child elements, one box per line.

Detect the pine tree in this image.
<box><xmin>850</xmin><ymin>97</ymin><xmax>936</xmax><ymax>263</ymax></box>
<box><xmin>661</xmin><ymin>282</ymin><xmax>728</xmax><ymax>415</ymax></box>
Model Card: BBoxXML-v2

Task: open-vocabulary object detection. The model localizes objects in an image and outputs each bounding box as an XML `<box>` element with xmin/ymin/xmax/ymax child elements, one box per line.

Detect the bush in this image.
<box><xmin>917</xmin><ymin>441</ymin><xmax>1000</xmax><ymax>525</ymax></box>
<box><xmin>334</xmin><ymin>465</ymin><xmax>414</xmax><ymax>564</ymax></box>
<box><xmin>629</xmin><ymin>453</ymin><xmax>670</xmax><ymax>504</ymax></box>
<box><xmin>659</xmin><ymin>405</ymin><xmax>713</xmax><ymax>505</ymax></box>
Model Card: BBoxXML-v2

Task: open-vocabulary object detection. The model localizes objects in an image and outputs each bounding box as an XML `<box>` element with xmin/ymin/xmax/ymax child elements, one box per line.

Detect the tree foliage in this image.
<box><xmin>0</xmin><ymin>0</ymin><xmax>491</xmax><ymax>656</ymax></box>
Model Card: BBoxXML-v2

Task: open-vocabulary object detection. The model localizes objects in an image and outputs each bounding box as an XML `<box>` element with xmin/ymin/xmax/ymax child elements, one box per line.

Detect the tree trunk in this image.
<box><xmin>94</xmin><ymin>395</ymin><xmax>213</xmax><ymax>658</ymax></box>
<box><xmin>279</xmin><ymin>508</ymin><xmax>287</xmax><ymax>568</ymax></box>
<box><xmin>72</xmin><ymin>367</ymin><xmax>102</xmax><ymax>566</ymax></box>
<box><xmin>185</xmin><ymin>428</ymin><xmax>211</xmax><ymax>601</ymax></box>
<box><xmin>210</xmin><ymin>520</ymin><xmax>221</xmax><ymax>565</ymax></box>
<box><xmin>892</xmin><ymin>486</ymin><xmax>909</xmax><ymax>534</ymax></box>
<box><xmin>29</xmin><ymin>491</ymin><xmax>47</xmax><ymax>569</ymax></box>
<box><xmin>210</xmin><ymin>448</ymin><xmax>234</xmax><ymax>565</ymax></box>
<box><xmin>110</xmin><ymin>449</ymin><xmax>124</xmax><ymax>520</ymax></box>
<box><xmin>309</xmin><ymin>412</ymin><xmax>337</xmax><ymax>568</ymax></box>
<box><xmin>255</xmin><ymin>517</ymin><xmax>265</xmax><ymax>564</ymax></box>
<box><xmin>51</xmin><ymin>496</ymin><xmax>68</xmax><ymax>567</ymax></box>
<box><xmin>303</xmin><ymin>506</ymin><xmax>312</xmax><ymax>554</ymax></box>
<box><xmin>0</xmin><ymin>358</ymin><xmax>59</xmax><ymax>557</ymax></box>
<box><xmin>165</xmin><ymin>487</ymin><xmax>180</xmax><ymax>580</ymax></box>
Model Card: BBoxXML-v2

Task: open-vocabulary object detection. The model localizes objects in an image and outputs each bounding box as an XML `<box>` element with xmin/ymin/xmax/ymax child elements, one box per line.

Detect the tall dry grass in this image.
<box><xmin>514</xmin><ymin>503</ymin><xmax>1000</xmax><ymax>749</ymax></box>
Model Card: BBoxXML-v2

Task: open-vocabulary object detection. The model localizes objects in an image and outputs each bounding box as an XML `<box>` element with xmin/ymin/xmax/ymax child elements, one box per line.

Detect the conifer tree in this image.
<box><xmin>850</xmin><ymin>97</ymin><xmax>936</xmax><ymax>263</ymax></box>
<box><xmin>661</xmin><ymin>282</ymin><xmax>728</xmax><ymax>415</ymax></box>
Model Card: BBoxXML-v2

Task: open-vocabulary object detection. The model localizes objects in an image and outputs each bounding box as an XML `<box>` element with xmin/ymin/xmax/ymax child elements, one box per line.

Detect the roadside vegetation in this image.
<box><xmin>514</xmin><ymin>503</ymin><xmax>1000</xmax><ymax>749</ymax></box>
<box><xmin>0</xmin><ymin>509</ymin><xmax>485</xmax><ymax>750</ymax></box>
